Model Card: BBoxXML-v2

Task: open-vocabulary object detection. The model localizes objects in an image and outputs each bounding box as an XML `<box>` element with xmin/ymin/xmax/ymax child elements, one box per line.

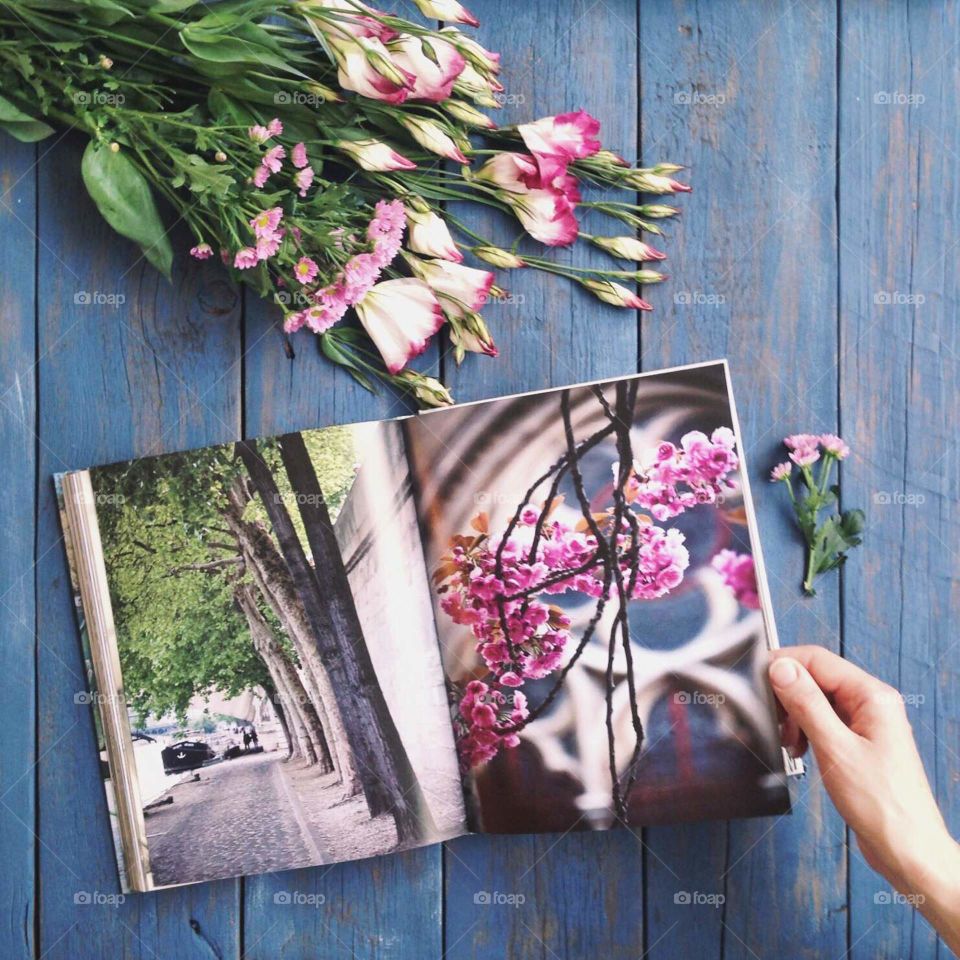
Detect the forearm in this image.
<box><xmin>901</xmin><ymin>835</ymin><xmax>960</xmax><ymax>955</ymax></box>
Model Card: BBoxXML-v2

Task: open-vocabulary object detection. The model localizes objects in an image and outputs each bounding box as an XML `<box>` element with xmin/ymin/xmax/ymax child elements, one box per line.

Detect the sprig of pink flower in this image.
<box><xmin>711</xmin><ymin>550</ymin><xmax>760</xmax><ymax>609</ymax></box>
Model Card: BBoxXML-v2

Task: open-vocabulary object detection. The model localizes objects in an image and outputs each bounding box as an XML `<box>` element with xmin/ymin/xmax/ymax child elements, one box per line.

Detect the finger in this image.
<box><xmin>772</xmin><ymin>644</ymin><xmax>896</xmax><ymax>735</ymax></box>
<box><xmin>779</xmin><ymin>715</ymin><xmax>808</xmax><ymax>759</ymax></box>
<box><xmin>768</xmin><ymin>657</ymin><xmax>858</xmax><ymax>758</ymax></box>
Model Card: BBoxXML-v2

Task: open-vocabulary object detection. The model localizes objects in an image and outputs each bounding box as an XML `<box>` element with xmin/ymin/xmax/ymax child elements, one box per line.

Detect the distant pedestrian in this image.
<box><xmin>250</xmin><ymin>727</ymin><xmax>259</xmax><ymax>746</ymax></box>
<box><xmin>242</xmin><ymin>730</ymin><xmax>252</xmax><ymax>750</ymax></box>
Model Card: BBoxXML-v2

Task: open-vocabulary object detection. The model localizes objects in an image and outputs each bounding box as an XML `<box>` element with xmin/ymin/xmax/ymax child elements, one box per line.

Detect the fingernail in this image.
<box><xmin>770</xmin><ymin>658</ymin><xmax>800</xmax><ymax>688</ymax></box>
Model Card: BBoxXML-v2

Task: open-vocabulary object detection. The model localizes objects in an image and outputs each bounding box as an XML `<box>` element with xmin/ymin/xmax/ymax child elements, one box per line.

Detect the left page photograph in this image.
<box><xmin>58</xmin><ymin>419</ymin><xmax>466</xmax><ymax>892</ymax></box>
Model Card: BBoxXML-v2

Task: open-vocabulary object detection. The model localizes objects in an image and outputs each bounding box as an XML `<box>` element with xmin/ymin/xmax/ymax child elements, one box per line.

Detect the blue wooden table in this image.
<box><xmin>2</xmin><ymin>1</ymin><xmax>957</xmax><ymax>956</ymax></box>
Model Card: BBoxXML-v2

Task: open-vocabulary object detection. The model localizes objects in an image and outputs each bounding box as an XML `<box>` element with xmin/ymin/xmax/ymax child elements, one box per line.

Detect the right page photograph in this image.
<box><xmin>404</xmin><ymin>361</ymin><xmax>792</xmax><ymax>833</ymax></box>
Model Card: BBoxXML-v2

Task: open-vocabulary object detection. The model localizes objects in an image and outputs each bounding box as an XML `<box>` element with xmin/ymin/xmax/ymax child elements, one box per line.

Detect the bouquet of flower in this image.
<box><xmin>0</xmin><ymin>0</ymin><xmax>689</xmax><ymax>404</ymax></box>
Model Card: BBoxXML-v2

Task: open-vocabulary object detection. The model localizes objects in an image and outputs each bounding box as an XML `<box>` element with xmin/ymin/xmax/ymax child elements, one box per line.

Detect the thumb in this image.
<box><xmin>769</xmin><ymin>657</ymin><xmax>856</xmax><ymax>757</ymax></box>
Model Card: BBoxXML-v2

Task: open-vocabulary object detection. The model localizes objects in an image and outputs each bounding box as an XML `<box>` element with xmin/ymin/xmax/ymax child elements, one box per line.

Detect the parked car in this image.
<box><xmin>161</xmin><ymin>740</ymin><xmax>216</xmax><ymax>775</ymax></box>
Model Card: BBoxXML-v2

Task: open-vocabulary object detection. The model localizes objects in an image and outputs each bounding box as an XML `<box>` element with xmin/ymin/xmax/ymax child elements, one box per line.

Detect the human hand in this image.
<box><xmin>769</xmin><ymin>646</ymin><xmax>960</xmax><ymax>953</ymax></box>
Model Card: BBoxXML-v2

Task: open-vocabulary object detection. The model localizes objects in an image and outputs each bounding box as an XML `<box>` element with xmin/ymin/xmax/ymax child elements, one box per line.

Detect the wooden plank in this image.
<box><xmin>839</xmin><ymin>3</ymin><xmax>960</xmax><ymax>956</ymax></box>
<box><xmin>36</xmin><ymin>134</ymin><xmax>243</xmax><ymax>959</ymax></box>
<box><xmin>0</xmin><ymin>135</ymin><xmax>38</xmax><ymax>960</ymax></box>
<box><xmin>239</xmin><ymin>287</ymin><xmax>443</xmax><ymax>952</ymax></box>
<box><xmin>442</xmin><ymin>0</ymin><xmax>645</xmax><ymax>956</ymax></box>
<box><xmin>638</xmin><ymin>2</ymin><xmax>845</xmax><ymax>958</ymax></box>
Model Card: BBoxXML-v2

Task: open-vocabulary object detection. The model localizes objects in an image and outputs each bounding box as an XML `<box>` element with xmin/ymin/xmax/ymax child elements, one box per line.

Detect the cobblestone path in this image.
<box><xmin>145</xmin><ymin>750</ymin><xmax>326</xmax><ymax>887</ymax></box>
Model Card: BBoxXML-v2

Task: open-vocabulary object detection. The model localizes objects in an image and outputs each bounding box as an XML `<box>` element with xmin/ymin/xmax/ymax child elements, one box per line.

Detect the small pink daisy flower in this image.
<box><xmin>190</xmin><ymin>243</ymin><xmax>213</xmax><ymax>260</ymax></box>
<box><xmin>294</xmin><ymin>166</ymin><xmax>315</xmax><ymax>197</ymax></box>
<box><xmin>252</xmin><ymin>164</ymin><xmax>271</xmax><ymax>188</ymax></box>
<box><xmin>233</xmin><ymin>247</ymin><xmax>259</xmax><ymax>270</ymax></box>
<box><xmin>819</xmin><ymin>434</ymin><xmax>850</xmax><ymax>459</ymax></box>
<box><xmin>294</xmin><ymin>256</ymin><xmax>319</xmax><ymax>284</ymax></box>
<box><xmin>250</xmin><ymin>207</ymin><xmax>283</xmax><ymax>238</ymax></box>
<box><xmin>263</xmin><ymin>145</ymin><xmax>285</xmax><ymax>173</ymax></box>
<box><xmin>248</xmin><ymin>123</ymin><xmax>271</xmax><ymax>143</ymax></box>
<box><xmin>256</xmin><ymin>232</ymin><xmax>282</xmax><ymax>260</ymax></box>
<box><xmin>266</xmin><ymin>117</ymin><xmax>283</xmax><ymax>137</ymax></box>
<box><xmin>291</xmin><ymin>142</ymin><xmax>309</xmax><ymax>169</ymax></box>
<box><xmin>770</xmin><ymin>461</ymin><xmax>792</xmax><ymax>482</ymax></box>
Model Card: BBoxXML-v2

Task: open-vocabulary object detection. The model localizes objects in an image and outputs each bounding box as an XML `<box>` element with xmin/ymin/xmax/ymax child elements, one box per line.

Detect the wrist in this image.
<box><xmin>900</xmin><ymin>834</ymin><xmax>960</xmax><ymax>924</ymax></box>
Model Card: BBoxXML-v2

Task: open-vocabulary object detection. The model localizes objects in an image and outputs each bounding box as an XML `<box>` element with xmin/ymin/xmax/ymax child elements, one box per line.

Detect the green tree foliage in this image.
<box><xmin>92</xmin><ymin>426</ymin><xmax>357</xmax><ymax>724</ymax></box>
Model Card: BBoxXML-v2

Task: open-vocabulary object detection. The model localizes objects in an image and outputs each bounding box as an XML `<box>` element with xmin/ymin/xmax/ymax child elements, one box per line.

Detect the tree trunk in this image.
<box><xmin>234</xmin><ymin>582</ymin><xmax>334</xmax><ymax>772</ymax></box>
<box><xmin>276</xmin><ymin>433</ymin><xmax>437</xmax><ymax>844</ymax></box>
<box><xmin>267</xmin><ymin>682</ymin><xmax>294</xmax><ymax>759</ymax></box>
<box><xmin>222</xmin><ymin>479</ymin><xmax>359</xmax><ymax>791</ymax></box>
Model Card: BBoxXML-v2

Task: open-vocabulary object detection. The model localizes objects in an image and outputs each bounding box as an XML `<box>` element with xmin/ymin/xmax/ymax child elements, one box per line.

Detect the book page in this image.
<box><xmin>63</xmin><ymin>418</ymin><xmax>465</xmax><ymax>890</ymax></box>
<box><xmin>404</xmin><ymin>362</ymin><xmax>792</xmax><ymax>834</ymax></box>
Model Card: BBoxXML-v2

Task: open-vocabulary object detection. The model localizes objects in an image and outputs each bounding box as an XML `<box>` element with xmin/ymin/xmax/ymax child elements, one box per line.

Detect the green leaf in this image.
<box><xmin>81</xmin><ymin>140</ymin><xmax>173</xmax><ymax>279</ymax></box>
<box><xmin>0</xmin><ymin>94</ymin><xmax>54</xmax><ymax>142</ymax></box>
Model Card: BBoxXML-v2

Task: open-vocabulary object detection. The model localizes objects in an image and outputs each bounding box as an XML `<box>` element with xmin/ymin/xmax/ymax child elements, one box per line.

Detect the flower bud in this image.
<box><xmin>394</xmin><ymin>370</ymin><xmax>455</xmax><ymax>407</ymax></box>
<box><xmin>652</xmin><ymin>162</ymin><xmax>684</xmax><ymax>174</ymax></box>
<box><xmin>443</xmin><ymin>99</ymin><xmax>497</xmax><ymax>129</ymax></box>
<box><xmin>626</xmin><ymin>171</ymin><xmax>691</xmax><ymax>194</ymax></box>
<box><xmin>215</xmin><ymin>150</ymin><xmax>227</xmax><ymax>162</ymax></box>
<box><xmin>639</xmin><ymin>204</ymin><xmax>680</xmax><ymax>219</ymax></box>
<box><xmin>98</xmin><ymin>55</ymin><xmax>113</xmax><ymax>69</ymax></box>
<box><xmin>591</xmin><ymin>236</ymin><xmax>667</xmax><ymax>262</ymax></box>
<box><xmin>400</xmin><ymin>116</ymin><xmax>469</xmax><ymax>163</ymax></box>
<box><xmin>581</xmin><ymin>279</ymin><xmax>652</xmax><ymax>310</ymax></box>
<box><xmin>472</xmin><ymin>246</ymin><xmax>525</xmax><ymax>269</ymax></box>
<box><xmin>593</xmin><ymin>149</ymin><xmax>629</xmax><ymax>166</ymax></box>
<box><xmin>449</xmin><ymin>312</ymin><xmax>498</xmax><ymax>363</ymax></box>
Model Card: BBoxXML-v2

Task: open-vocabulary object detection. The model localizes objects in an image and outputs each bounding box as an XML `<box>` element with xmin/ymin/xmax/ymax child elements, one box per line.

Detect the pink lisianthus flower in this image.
<box><xmin>338</xmin><ymin>138</ymin><xmax>417</xmax><ymax>172</ymax></box>
<box><xmin>475</xmin><ymin>152</ymin><xmax>540</xmax><ymax>194</ymax></box>
<box><xmin>294</xmin><ymin>166</ymin><xmax>315</xmax><ymax>197</ymax></box>
<box><xmin>411</xmin><ymin>0</ymin><xmax>479</xmax><ymax>26</ymax></box>
<box><xmin>190</xmin><ymin>242</ymin><xmax>213</xmax><ymax>260</ymax></box>
<box><xmin>507</xmin><ymin>188</ymin><xmax>579</xmax><ymax>246</ymax></box>
<box><xmin>233</xmin><ymin>247</ymin><xmax>259</xmax><ymax>270</ymax></box>
<box><xmin>354</xmin><ymin>277</ymin><xmax>445</xmax><ymax>374</ymax></box>
<box><xmin>820</xmin><ymin>434</ymin><xmax>850</xmax><ymax>459</ymax></box>
<box><xmin>291</xmin><ymin>142</ymin><xmax>309</xmax><ymax>169</ymax></box>
<box><xmin>406</xmin><ymin>209</ymin><xmax>462</xmax><ymax>262</ymax></box>
<box><xmin>517</xmin><ymin>109</ymin><xmax>602</xmax><ymax>184</ymax></box>
<box><xmin>250</xmin><ymin>207</ymin><xmax>283</xmax><ymax>238</ymax></box>
<box><xmin>294</xmin><ymin>256</ymin><xmax>319</xmax><ymax>284</ymax></box>
<box><xmin>412</xmin><ymin>258</ymin><xmax>494</xmax><ymax>319</ymax></box>
<box><xmin>711</xmin><ymin>549</ymin><xmax>761</xmax><ymax>610</ymax></box>
<box><xmin>333</xmin><ymin>38</ymin><xmax>414</xmax><ymax>103</ymax></box>
<box><xmin>388</xmin><ymin>34</ymin><xmax>466</xmax><ymax>102</ymax></box>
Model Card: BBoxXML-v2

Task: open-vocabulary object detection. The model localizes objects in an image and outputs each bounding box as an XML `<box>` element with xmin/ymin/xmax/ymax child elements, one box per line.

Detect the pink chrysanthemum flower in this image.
<box><xmin>294</xmin><ymin>256</ymin><xmax>319</xmax><ymax>284</ymax></box>
<box><xmin>252</xmin><ymin>164</ymin><xmax>271</xmax><ymax>188</ymax></box>
<box><xmin>263</xmin><ymin>145</ymin><xmax>285</xmax><ymax>173</ymax></box>
<box><xmin>256</xmin><ymin>232</ymin><xmax>282</xmax><ymax>260</ymax></box>
<box><xmin>250</xmin><ymin>207</ymin><xmax>283</xmax><ymax>238</ymax></box>
<box><xmin>190</xmin><ymin>243</ymin><xmax>213</xmax><ymax>260</ymax></box>
<box><xmin>294</xmin><ymin>166</ymin><xmax>315</xmax><ymax>197</ymax></box>
<box><xmin>233</xmin><ymin>247</ymin><xmax>259</xmax><ymax>270</ymax></box>
<box><xmin>820</xmin><ymin>434</ymin><xmax>850</xmax><ymax>459</ymax></box>
<box><xmin>291</xmin><ymin>142</ymin><xmax>309</xmax><ymax>169</ymax></box>
<box><xmin>266</xmin><ymin>117</ymin><xmax>283</xmax><ymax>137</ymax></box>
<box><xmin>248</xmin><ymin>123</ymin><xmax>271</xmax><ymax>143</ymax></box>
<box><xmin>711</xmin><ymin>549</ymin><xmax>760</xmax><ymax>610</ymax></box>
<box><xmin>770</xmin><ymin>462</ymin><xmax>792</xmax><ymax>482</ymax></box>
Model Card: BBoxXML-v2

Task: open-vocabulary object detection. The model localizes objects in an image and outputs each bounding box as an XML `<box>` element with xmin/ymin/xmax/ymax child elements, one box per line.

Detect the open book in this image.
<box><xmin>57</xmin><ymin>360</ymin><xmax>800</xmax><ymax>893</ymax></box>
